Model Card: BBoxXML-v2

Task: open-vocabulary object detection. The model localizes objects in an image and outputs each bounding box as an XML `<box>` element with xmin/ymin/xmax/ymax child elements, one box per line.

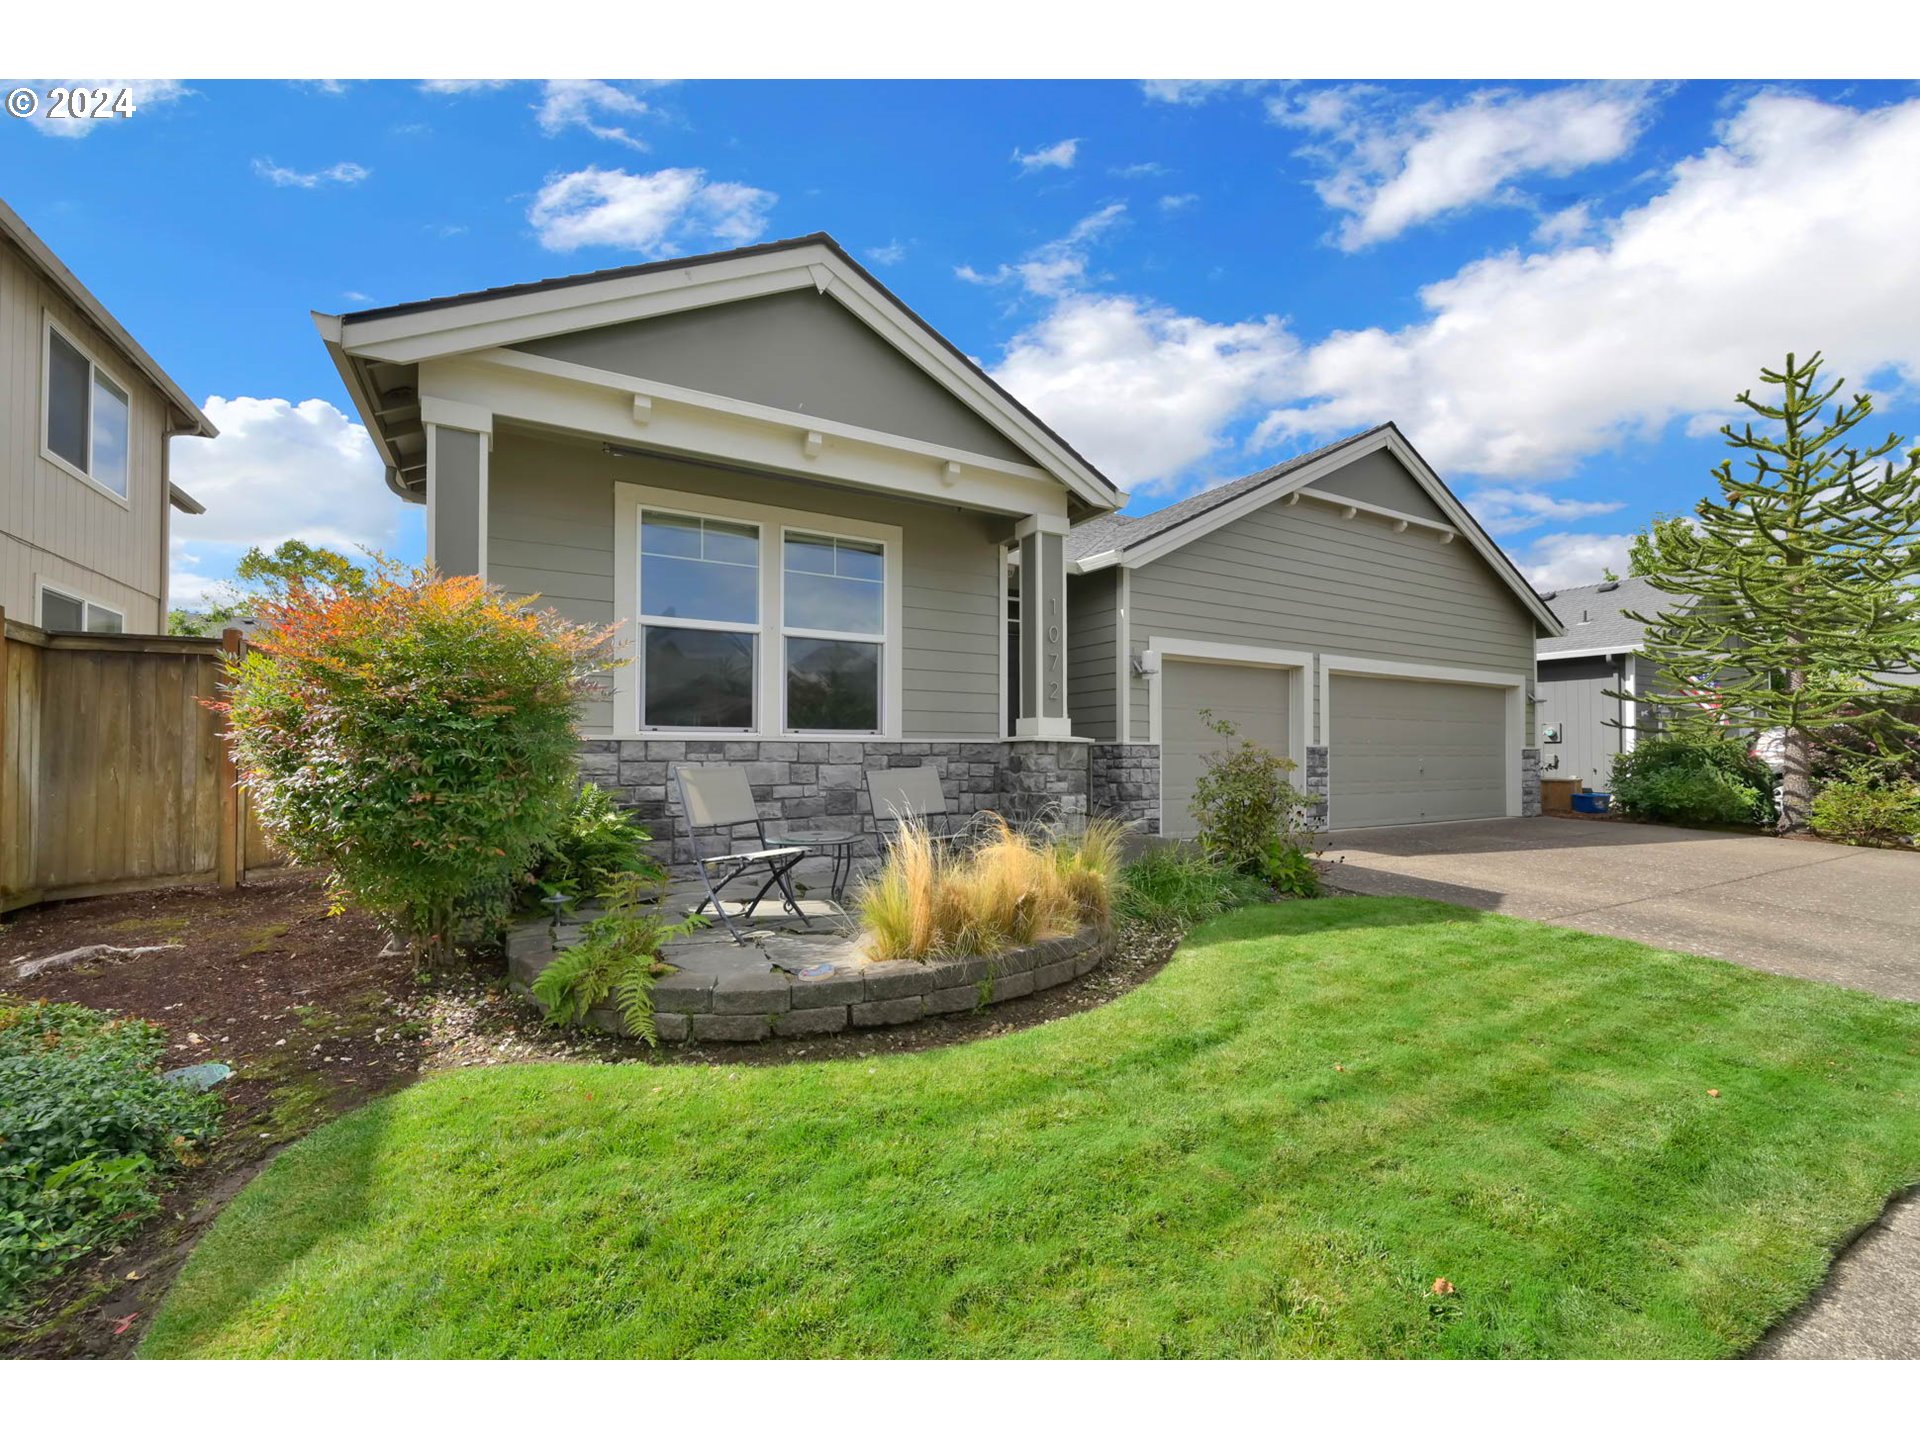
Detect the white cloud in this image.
<box><xmin>418</xmin><ymin>79</ymin><xmax>514</xmax><ymax>94</ymax></box>
<box><xmin>1159</xmin><ymin>192</ymin><xmax>1199</xmax><ymax>212</ymax></box>
<box><xmin>12</xmin><ymin>80</ymin><xmax>189</xmax><ymax>137</ymax></box>
<box><xmin>1012</xmin><ymin>138</ymin><xmax>1080</xmax><ymax>173</ymax></box>
<box><xmin>1272</xmin><ymin>82</ymin><xmax>1655</xmax><ymax>249</ymax></box>
<box><xmin>1112</xmin><ymin>161</ymin><xmax>1170</xmax><ymax>178</ymax></box>
<box><xmin>535</xmin><ymin>79</ymin><xmax>653</xmax><ymax>149</ymax></box>
<box><xmin>1464</xmin><ymin>487</ymin><xmax>1624</xmax><ymax>536</ymax></box>
<box><xmin>252</xmin><ymin>158</ymin><xmax>370</xmax><ymax>188</ymax></box>
<box><xmin>1516</xmin><ymin>532</ymin><xmax>1637</xmax><ymax>590</ymax></box>
<box><xmin>994</xmin><ymin>293</ymin><xmax>1297</xmax><ymax>492</ymax></box>
<box><xmin>1139</xmin><ymin>80</ymin><xmax>1251</xmax><ymax>106</ymax></box>
<box><xmin>168</xmin><ymin>396</ymin><xmax>403</xmax><ymax>607</ymax></box>
<box><xmin>1259</xmin><ymin>93</ymin><xmax>1920</xmax><ymax>482</ymax></box>
<box><xmin>527</xmin><ymin>166</ymin><xmax>776</xmax><ymax>255</ymax></box>
<box><xmin>1532</xmin><ymin>201</ymin><xmax>1592</xmax><ymax>245</ymax></box>
<box><xmin>866</xmin><ymin>239</ymin><xmax>907</xmax><ymax>266</ymax></box>
<box><xmin>956</xmin><ymin>203</ymin><xmax>1127</xmax><ymax>297</ymax></box>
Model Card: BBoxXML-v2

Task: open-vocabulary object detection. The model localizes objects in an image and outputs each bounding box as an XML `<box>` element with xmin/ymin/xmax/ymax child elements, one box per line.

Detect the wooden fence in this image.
<box><xmin>0</xmin><ymin>609</ymin><xmax>284</xmax><ymax>913</ymax></box>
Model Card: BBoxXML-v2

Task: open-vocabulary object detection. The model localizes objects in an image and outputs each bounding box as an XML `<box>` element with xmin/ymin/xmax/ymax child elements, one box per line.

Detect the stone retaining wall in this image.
<box><xmin>506</xmin><ymin>922</ymin><xmax>1115</xmax><ymax>1044</ymax></box>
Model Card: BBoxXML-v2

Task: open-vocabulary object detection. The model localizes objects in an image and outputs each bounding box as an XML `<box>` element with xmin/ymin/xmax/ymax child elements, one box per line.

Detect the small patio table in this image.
<box><xmin>764</xmin><ymin>828</ymin><xmax>864</xmax><ymax>902</ymax></box>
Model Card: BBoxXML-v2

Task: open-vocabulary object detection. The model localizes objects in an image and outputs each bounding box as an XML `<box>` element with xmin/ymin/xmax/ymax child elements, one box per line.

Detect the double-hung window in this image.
<box><xmin>782</xmin><ymin>531</ymin><xmax>885</xmax><ymax>733</ymax></box>
<box><xmin>43</xmin><ymin>319</ymin><xmax>131</xmax><ymax>500</ymax></box>
<box><xmin>637</xmin><ymin>511</ymin><xmax>761</xmax><ymax>730</ymax></box>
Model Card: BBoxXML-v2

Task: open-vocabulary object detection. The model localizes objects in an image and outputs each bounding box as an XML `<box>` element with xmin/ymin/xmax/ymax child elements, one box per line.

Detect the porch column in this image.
<box><xmin>1013</xmin><ymin>512</ymin><xmax>1072</xmax><ymax>738</ymax></box>
<box><xmin>424</xmin><ymin>421</ymin><xmax>489</xmax><ymax>579</ymax></box>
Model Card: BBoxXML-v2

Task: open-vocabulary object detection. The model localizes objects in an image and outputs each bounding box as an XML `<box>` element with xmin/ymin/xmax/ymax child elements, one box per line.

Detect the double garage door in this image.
<box><xmin>1160</xmin><ymin>661</ymin><xmax>1508</xmax><ymax>835</ymax></box>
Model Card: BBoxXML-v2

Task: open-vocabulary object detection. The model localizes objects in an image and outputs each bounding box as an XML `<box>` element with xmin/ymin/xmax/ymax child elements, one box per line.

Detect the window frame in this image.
<box><xmin>35</xmin><ymin>578</ymin><xmax>125</xmax><ymax>634</ymax></box>
<box><xmin>40</xmin><ymin>312</ymin><xmax>134</xmax><ymax>507</ymax></box>
<box><xmin>614</xmin><ymin>482</ymin><xmax>903</xmax><ymax>739</ymax></box>
<box><xmin>779</xmin><ymin>526</ymin><xmax>888</xmax><ymax>736</ymax></box>
<box><xmin>635</xmin><ymin>507</ymin><xmax>764</xmax><ymax>733</ymax></box>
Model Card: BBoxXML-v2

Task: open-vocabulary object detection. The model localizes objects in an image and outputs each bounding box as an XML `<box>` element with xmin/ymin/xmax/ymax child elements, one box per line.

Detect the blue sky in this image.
<box><xmin>6</xmin><ymin>77</ymin><xmax>1920</xmax><ymax>607</ymax></box>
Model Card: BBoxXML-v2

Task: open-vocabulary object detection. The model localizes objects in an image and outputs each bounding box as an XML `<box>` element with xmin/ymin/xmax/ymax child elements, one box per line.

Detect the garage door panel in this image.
<box><xmin>1161</xmin><ymin>660</ymin><xmax>1291</xmax><ymax>840</ymax></box>
<box><xmin>1330</xmin><ymin>674</ymin><xmax>1507</xmax><ymax>828</ymax></box>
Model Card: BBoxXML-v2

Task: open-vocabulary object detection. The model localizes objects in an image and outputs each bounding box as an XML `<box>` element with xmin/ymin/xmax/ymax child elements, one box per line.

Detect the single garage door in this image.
<box><xmin>1329</xmin><ymin>674</ymin><xmax>1507</xmax><ymax>828</ymax></box>
<box><xmin>1161</xmin><ymin>660</ymin><xmax>1291</xmax><ymax>839</ymax></box>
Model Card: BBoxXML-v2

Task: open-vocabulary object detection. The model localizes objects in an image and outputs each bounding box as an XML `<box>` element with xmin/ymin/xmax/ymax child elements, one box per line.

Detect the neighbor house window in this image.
<box><xmin>783</xmin><ymin>531</ymin><xmax>884</xmax><ymax>733</ymax></box>
<box><xmin>637</xmin><ymin>511</ymin><xmax>760</xmax><ymax>730</ymax></box>
<box><xmin>39</xmin><ymin>584</ymin><xmax>123</xmax><ymax>634</ymax></box>
<box><xmin>43</xmin><ymin>320</ymin><xmax>131</xmax><ymax>499</ymax></box>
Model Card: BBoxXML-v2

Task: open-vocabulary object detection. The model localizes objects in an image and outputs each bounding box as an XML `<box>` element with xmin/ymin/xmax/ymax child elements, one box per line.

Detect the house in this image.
<box><xmin>1065</xmin><ymin>426</ymin><xmax>1562</xmax><ymax>834</ymax></box>
<box><xmin>1534</xmin><ymin>576</ymin><xmax>1674</xmax><ymax>790</ymax></box>
<box><xmin>0</xmin><ymin>198</ymin><xmax>214</xmax><ymax>634</ymax></box>
<box><xmin>315</xmin><ymin>232</ymin><xmax>1559</xmax><ymax>843</ymax></box>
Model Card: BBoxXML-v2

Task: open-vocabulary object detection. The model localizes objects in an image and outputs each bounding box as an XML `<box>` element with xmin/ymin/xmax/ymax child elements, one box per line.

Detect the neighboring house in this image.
<box><xmin>1065</xmin><ymin>426</ymin><xmax>1562</xmax><ymax>834</ymax></box>
<box><xmin>1534</xmin><ymin>576</ymin><xmax>1677</xmax><ymax>790</ymax></box>
<box><xmin>0</xmin><ymin>198</ymin><xmax>214</xmax><ymax>634</ymax></box>
<box><xmin>316</xmin><ymin>233</ymin><xmax>1559</xmax><ymax>843</ymax></box>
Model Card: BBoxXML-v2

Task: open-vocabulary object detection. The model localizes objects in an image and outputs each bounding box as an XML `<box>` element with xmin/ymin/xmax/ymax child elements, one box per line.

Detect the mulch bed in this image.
<box><xmin>1</xmin><ymin>873</ymin><xmax>1181</xmax><ymax>1358</ymax></box>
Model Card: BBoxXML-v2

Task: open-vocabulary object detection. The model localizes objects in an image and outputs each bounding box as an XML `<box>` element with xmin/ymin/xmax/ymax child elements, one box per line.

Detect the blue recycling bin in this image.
<box><xmin>1570</xmin><ymin>791</ymin><xmax>1611</xmax><ymax>814</ymax></box>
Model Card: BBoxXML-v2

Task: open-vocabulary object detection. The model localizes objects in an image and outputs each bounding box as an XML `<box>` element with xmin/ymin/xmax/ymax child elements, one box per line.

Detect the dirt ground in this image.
<box><xmin>1</xmin><ymin>873</ymin><xmax>1179</xmax><ymax>1358</ymax></box>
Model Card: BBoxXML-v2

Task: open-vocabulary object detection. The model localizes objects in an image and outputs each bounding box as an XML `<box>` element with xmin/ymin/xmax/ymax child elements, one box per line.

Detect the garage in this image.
<box><xmin>1160</xmin><ymin>659</ymin><xmax>1292</xmax><ymax>838</ymax></box>
<box><xmin>1328</xmin><ymin>674</ymin><xmax>1508</xmax><ymax>828</ymax></box>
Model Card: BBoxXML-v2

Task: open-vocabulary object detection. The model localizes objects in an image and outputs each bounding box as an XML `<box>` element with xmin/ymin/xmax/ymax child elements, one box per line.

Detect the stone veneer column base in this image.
<box><xmin>1303</xmin><ymin>745</ymin><xmax>1331</xmax><ymax>826</ymax></box>
<box><xmin>1521</xmin><ymin>746</ymin><xmax>1542</xmax><ymax>817</ymax></box>
<box><xmin>1088</xmin><ymin>742</ymin><xmax>1160</xmax><ymax>833</ymax></box>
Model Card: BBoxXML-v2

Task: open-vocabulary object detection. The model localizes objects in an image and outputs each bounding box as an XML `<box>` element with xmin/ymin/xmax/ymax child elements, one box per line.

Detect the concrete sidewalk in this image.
<box><xmin>1322</xmin><ymin>815</ymin><xmax>1920</xmax><ymax>1360</ymax></box>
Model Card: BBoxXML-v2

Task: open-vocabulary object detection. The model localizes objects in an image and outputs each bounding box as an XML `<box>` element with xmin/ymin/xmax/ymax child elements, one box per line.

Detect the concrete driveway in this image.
<box><xmin>1325</xmin><ymin>815</ymin><xmax>1920</xmax><ymax>1002</ymax></box>
<box><xmin>1325</xmin><ymin>814</ymin><xmax>1920</xmax><ymax>1359</ymax></box>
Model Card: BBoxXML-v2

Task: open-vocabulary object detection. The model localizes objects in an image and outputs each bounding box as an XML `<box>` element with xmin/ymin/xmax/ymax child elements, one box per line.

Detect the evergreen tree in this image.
<box><xmin>1623</xmin><ymin>352</ymin><xmax>1920</xmax><ymax>832</ymax></box>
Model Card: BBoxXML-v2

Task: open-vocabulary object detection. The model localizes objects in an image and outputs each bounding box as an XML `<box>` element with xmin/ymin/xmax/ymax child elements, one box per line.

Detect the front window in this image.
<box><xmin>638</xmin><ymin>512</ymin><xmax>759</xmax><ymax>730</ymax></box>
<box><xmin>783</xmin><ymin>531</ymin><xmax>884</xmax><ymax>733</ymax></box>
<box><xmin>44</xmin><ymin>321</ymin><xmax>131</xmax><ymax>499</ymax></box>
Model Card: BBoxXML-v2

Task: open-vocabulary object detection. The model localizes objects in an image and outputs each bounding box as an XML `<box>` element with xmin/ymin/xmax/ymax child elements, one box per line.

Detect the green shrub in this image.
<box><xmin>1189</xmin><ymin>713</ymin><xmax>1318</xmax><ymax>877</ymax></box>
<box><xmin>519</xmin><ymin>782</ymin><xmax>666</xmax><ymax>909</ymax></box>
<box><xmin>220</xmin><ymin>563</ymin><xmax>614</xmax><ymax>962</ymax></box>
<box><xmin>530</xmin><ymin>874</ymin><xmax>702</xmax><ymax>1044</ymax></box>
<box><xmin>1261</xmin><ymin>841</ymin><xmax>1322</xmax><ymax>899</ymax></box>
<box><xmin>1810</xmin><ymin>773</ymin><xmax>1920</xmax><ymax>847</ymax></box>
<box><xmin>0</xmin><ymin>999</ymin><xmax>220</xmax><ymax>1316</ymax></box>
<box><xmin>1610</xmin><ymin>730</ymin><xmax>1775</xmax><ymax>827</ymax></box>
<box><xmin>1116</xmin><ymin>848</ymin><xmax>1270</xmax><ymax>928</ymax></box>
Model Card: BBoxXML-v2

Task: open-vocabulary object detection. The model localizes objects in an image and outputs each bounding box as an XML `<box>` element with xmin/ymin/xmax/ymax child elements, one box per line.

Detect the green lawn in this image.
<box><xmin>143</xmin><ymin>898</ymin><xmax>1920</xmax><ymax>1358</ymax></box>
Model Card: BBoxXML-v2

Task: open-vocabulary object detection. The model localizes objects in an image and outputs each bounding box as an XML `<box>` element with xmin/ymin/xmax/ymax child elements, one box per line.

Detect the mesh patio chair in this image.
<box><xmin>865</xmin><ymin>765</ymin><xmax>975</xmax><ymax>850</ymax></box>
<box><xmin>674</xmin><ymin>765</ymin><xmax>813</xmax><ymax>944</ymax></box>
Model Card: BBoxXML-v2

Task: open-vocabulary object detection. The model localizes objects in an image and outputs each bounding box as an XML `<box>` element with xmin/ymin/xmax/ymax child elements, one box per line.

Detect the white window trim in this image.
<box><xmin>40</xmin><ymin>311</ymin><xmax>133</xmax><ymax>509</ymax></box>
<box><xmin>613</xmin><ymin>481</ymin><xmax>904</xmax><ymax>739</ymax></box>
<box><xmin>1317</xmin><ymin>653</ymin><xmax>1528</xmax><ymax>820</ymax></box>
<box><xmin>779</xmin><ymin>525</ymin><xmax>889</xmax><ymax>736</ymax></box>
<box><xmin>1141</xmin><ymin>636</ymin><xmax>1312</xmax><ymax>839</ymax></box>
<box><xmin>35</xmin><ymin>576</ymin><xmax>125</xmax><ymax>633</ymax></box>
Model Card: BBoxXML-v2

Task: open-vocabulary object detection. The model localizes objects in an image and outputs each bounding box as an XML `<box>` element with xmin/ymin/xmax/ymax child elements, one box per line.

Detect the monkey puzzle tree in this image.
<box><xmin>1623</xmin><ymin>353</ymin><xmax>1920</xmax><ymax>833</ymax></box>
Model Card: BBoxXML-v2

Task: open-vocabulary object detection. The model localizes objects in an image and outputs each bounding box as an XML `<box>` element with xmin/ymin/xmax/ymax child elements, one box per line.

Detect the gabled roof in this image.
<box><xmin>316</xmin><ymin>232</ymin><xmax>1122</xmax><ymax>514</ymax></box>
<box><xmin>0</xmin><ymin>198</ymin><xmax>217</xmax><ymax>463</ymax></box>
<box><xmin>1537</xmin><ymin>576</ymin><xmax>1678</xmax><ymax>658</ymax></box>
<box><xmin>1067</xmin><ymin>423</ymin><xmax>1564</xmax><ymax>636</ymax></box>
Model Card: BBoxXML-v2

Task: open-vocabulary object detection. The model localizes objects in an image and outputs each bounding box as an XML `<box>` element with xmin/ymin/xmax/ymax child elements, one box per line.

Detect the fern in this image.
<box><xmin>529</xmin><ymin>872</ymin><xmax>701</xmax><ymax>1045</ymax></box>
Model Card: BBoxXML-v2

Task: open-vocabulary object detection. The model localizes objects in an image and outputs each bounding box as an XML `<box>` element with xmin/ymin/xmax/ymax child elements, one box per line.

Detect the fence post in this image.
<box><xmin>215</xmin><ymin>627</ymin><xmax>243</xmax><ymax>889</ymax></box>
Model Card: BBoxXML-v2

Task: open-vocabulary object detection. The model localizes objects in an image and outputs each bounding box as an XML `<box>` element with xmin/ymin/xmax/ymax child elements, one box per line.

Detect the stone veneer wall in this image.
<box><xmin>1521</xmin><ymin>746</ymin><xmax>1542</xmax><ymax>818</ymax></box>
<box><xmin>578</xmin><ymin>737</ymin><xmax>1100</xmax><ymax>864</ymax></box>
<box><xmin>1088</xmin><ymin>743</ymin><xmax>1160</xmax><ymax>832</ymax></box>
<box><xmin>1302</xmin><ymin>745</ymin><xmax>1330</xmax><ymax>825</ymax></box>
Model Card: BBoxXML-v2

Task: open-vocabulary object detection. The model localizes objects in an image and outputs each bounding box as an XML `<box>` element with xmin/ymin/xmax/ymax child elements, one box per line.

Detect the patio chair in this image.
<box><xmin>674</xmin><ymin>765</ymin><xmax>812</xmax><ymax>945</ymax></box>
<box><xmin>865</xmin><ymin>765</ymin><xmax>973</xmax><ymax>849</ymax></box>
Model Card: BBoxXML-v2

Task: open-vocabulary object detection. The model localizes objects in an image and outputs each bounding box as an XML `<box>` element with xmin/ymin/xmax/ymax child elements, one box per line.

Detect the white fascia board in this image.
<box><xmin>334</xmin><ymin>241</ymin><xmax>1124</xmax><ymax>516</ymax></box>
<box><xmin>1537</xmin><ymin>644</ymin><xmax>1640</xmax><ymax>662</ymax></box>
<box><xmin>421</xmin><ymin>356</ymin><xmax>1068</xmax><ymax>520</ymax></box>
<box><xmin>1087</xmin><ymin>428</ymin><xmax>1564</xmax><ymax>638</ymax></box>
<box><xmin>1291</xmin><ymin>485</ymin><xmax>1457</xmax><ymax>537</ymax></box>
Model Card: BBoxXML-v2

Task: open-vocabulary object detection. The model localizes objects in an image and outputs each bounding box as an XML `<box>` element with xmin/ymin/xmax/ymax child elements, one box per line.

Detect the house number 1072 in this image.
<box><xmin>1045</xmin><ymin>594</ymin><xmax>1061</xmax><ymax>702</ymax></box>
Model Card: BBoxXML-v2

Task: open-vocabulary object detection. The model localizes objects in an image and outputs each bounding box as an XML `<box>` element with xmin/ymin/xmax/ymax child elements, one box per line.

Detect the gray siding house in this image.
<box><xmin>317</xmin><ymin>233</ymin><xmax>1559</xmax><ymax>844</ymax></box>
<box><xmin>1534</xmin><ymin>576</ymin><xmax>1683</xmax><ymax>791</ymax></box>
<box><xmin>0</xmin><ymin>198</ymin><xmax>213</xmax><ymax>634</ymax></box>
